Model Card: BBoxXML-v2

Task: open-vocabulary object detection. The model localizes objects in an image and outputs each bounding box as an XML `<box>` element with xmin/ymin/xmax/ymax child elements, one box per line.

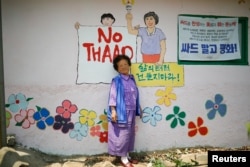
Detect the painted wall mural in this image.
<box><xmin>5</xmin><ymin>93</ymin><xmax>109</xmax><ymax>144</ymax></box>
<box><xmin>3</xmin><ymin>0</ymin><xmax>250</xmax><ymax>155</ymax></box>
<box><xmin>5</xmin><ymin>90</ymin><xmax>232</xmax><ymax>144</ymax></box>
<box><xmin>76</xmin><ymin>25</ymin><xmax>184</xmax><ymax>86</ymax></box>
<box><xmin>75</xmin><ymin>5</ymin><xmax>184</xmax><ymax>86</ymax></box>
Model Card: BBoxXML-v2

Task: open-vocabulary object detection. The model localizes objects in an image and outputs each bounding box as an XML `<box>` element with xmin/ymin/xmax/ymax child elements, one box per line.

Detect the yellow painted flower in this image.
<box><xmin>79</xmin><ymin>109</ymin><xmax>97</xmax><ymax>127</ymax></box>
<box><xmin>155</xmin><ymin>86</ymin><xmax>177</xmax><ymax>107</ymax></box>
<box><xmin>99</xmin><ymin>114</ymin><xmax>108</xmax><ymax>131</ymax></box>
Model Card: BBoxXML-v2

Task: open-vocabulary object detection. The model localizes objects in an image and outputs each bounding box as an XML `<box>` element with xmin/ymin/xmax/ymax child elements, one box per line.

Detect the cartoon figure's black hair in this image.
<box><xmin>100</xmin><ymin>13</ymin><xmax>116</xmax><ymax>24</ymax></box>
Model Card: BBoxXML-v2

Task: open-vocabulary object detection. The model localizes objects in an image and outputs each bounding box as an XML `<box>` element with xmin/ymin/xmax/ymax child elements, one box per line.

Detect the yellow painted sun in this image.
<box><xmin>122</xmin><ymin>0</ymin><xmax>135</xmax><ymax>5</ymax></box>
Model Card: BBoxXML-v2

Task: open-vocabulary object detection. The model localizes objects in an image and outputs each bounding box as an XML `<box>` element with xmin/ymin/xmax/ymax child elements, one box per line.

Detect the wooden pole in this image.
<box><xmin>0</xmin><ymin>0</ymin><xmax>7</xmax><ymax>148</ymax></box>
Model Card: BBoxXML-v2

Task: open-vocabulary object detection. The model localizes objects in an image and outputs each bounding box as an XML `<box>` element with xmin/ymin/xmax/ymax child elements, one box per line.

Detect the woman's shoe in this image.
<box><xmin>120</xmin><ymin>161</ymin><xmax>134</xmax><ymax>167</ymax></box>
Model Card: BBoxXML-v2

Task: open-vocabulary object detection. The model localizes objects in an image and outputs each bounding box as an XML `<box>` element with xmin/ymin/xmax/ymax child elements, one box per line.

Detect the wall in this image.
<box><xmin>2</xmin><ymin>0</ymin><xmax>250</xmax><ymax>155</ymax></box>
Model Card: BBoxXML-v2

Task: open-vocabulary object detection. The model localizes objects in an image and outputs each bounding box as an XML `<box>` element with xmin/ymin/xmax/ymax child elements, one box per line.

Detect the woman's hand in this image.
<box><xmin>111</xmin><ymin>109</ymin><xmax>117</xmax><ymax>122</ymax></box>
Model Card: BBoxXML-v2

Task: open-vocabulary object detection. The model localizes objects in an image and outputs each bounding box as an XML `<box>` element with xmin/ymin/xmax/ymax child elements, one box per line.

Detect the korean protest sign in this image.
<box><xmin>76</xmin><ymin>26</ymin><xmax>137</xmax><ymax>84</ymax></box>
<box><xmin>76</xmin><ymin>26</ymin><xmax>184</xmax><ymax>87</ymax></box>
<box><xmin>131</xmin><ymin>63</ymin><xmax>184</xmax><ymax>87</ymax></box>
<box><xmin>178</xmin><ymin>15</ymin><xmax>241</xmax><ymax>61</ymax></box>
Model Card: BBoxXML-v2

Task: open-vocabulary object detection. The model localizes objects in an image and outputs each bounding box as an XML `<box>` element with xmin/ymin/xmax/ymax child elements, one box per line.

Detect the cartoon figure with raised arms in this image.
<box><xmin>126</xmin><ymin>11</ymin><xmax>167</xmax><ymax>65</ymax></box>
<box><xmin>75</xmin><ymin>13</ymin><xmax>116</xmax><ymax>29</ymax></box>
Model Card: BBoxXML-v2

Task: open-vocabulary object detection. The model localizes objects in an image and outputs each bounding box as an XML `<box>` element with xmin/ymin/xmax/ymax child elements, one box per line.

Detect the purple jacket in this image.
<box><xmin>107</xmin><ymin>74</ymin><xmax>140</xmax><ymax>124</ymax></box>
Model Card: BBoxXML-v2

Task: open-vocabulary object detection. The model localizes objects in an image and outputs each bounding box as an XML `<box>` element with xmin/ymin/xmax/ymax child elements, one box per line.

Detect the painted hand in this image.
<box><xmin>126</xmin><ymin>13</ymin><xmax>133</xmax><ymax>20</ymax></box>
<box><xmin>155</xmin><ymin>61</ymin><xmax>163</xmax><ymax>66</ymax></box>
<box><xmin>74</xmin><ymin>22</ymin><xmax>80</xmax><ymax>29</ymax></box>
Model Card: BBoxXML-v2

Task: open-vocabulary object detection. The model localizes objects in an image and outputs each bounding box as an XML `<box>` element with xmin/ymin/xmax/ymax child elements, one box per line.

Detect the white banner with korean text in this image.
<box><xmin>76</xmin><ymin>26</ymin><xmax>137</xmax><ymax>84</ymax></box>
<box><xmin>178</xmin><ymin>16</ymin><xmax>241</xmax><ymax>61</ymax></box>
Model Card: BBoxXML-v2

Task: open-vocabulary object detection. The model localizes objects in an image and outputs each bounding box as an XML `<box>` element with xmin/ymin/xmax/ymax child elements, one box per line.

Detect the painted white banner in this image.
<box><xmin>178</xmin><ymin>16</ymin><xmax>241</xmax><ymax>61</ymax></box>
<box><xmin>76</xmin><ymin>26</ymin><xmax>137</xmax><ymax>84</ymax></box>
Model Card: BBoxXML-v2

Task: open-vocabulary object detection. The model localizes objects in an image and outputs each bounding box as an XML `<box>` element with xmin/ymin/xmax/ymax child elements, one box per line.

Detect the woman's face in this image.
<box><xmin>145</xmin><ymin>16</ymin><xmax>156</xmax><ymax>28</ymax></box>
<box><xmin>117</xmin><ymin>59</ymin><xmax>130</xmax><ymax>75</ymax></box>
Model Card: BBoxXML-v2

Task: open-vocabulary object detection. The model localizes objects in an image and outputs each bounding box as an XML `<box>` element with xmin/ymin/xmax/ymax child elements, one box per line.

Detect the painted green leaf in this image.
<box><xmin>178</xmin><ymin>118</ymin><xmax>185</xmax><ymax>126</ymax></box>
<box><xmin>173</xmin><ymin>106</ymin><xmax>180</xmax><ymax>114</ymax></box>
<box><xmin>166</xmin><ymin>114</ymin><xmax>175</xmax><ymax>120</ymax></box>
<box><xmin>36</xmin><ymin>106</ymin><xmax>41</xmax><ymax>111</ymax></box>
<box><xmin>15</xmin><ymin>121</ymin><xmax>23</xmax><ymax>126</ymax></box>
<box><xmin>178</xmin><ymin>112</ymin><xmax>186</xmax><ymax>118</ymax></box>
<box><xmin>27</xmin><ymin>97</ymin><xmax>33</xmax><ymax>101</ymax></box>
<box><xmin>170</xmin><ymin>118</ymin><xmax>178</xmax><ymax>128</ymax></box>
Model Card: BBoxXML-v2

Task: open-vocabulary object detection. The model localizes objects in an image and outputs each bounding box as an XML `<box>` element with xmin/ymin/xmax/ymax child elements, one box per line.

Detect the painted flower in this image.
<box><xmin>14</xmin><ymin>109</ymin><xmax>35</xmax><ymax>129</ymax></box>
<box><xmin>205</xmin><ymin>94</ymin><xmax>227</xmax><ymax>120</ymax></box>
<box><xmin>6</xmin><ymin>93</ymin><xmax>30</xmax><ymax>113</ymax></box>
<box><xmin>79</xmin><ymin>109</ymin><xmax>97</xmax><ymax>127</ymax></box>
<box><xmin>166</xmin><ymin>106</ymin><xmax>186</xmax><ymax>128</ymax></box>
<box><xmin>53</xmin><ymin>115</ymin><xmax>74</xmax><ymax>133</ymax></box>
<box><xmin>69</xmin><ymin>122</ymin><xmax>88</xmax><ymax>141</ymax></box>
<box><xmin>6</xmin><ymin>110</ymin><xmax>12</xmax><ymax>128</ymax></box>
<box><xmin>155</xmin><ymin>87</ymin><xmax>176</xmax><ymax>107</ymax></box>
<box><xmin>142</xmin><ymin>106</ymin><xmax>162</xmax><ymax>127</ymax></box>
<box><xmin>90</xmin><ymin>125</ymin><xmax>101</xmax><ymax>137</ymax></box>
<box><xmin>98</xmin><ymin>114</ymin><xmax>108</xmax><ymax>131</ymax></box>
<box><xmin>56</xmin><ymin>99</ymin><xmax>78</xmax><ymax>119</ymax></box>
<box><xmin>33</xmin><ymin>107</ymin><xmax>54</xmax><ymax>130</ymax></box>
<box><xmin>99</xmin><ymin>131</ymin><xmax>108</xmax><ymax>143</ymax></box>
<box><xmin>188</xmin><ymin>117</ymin><xmax>208</xmax><ymax>137</ymax></box>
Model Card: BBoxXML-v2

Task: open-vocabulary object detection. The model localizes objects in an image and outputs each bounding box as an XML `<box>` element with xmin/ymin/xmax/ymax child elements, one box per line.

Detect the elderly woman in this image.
<box><xmin>107</xmin><ymin>54</ymin><xmax>142</xmax><ymax>167</ymax></box>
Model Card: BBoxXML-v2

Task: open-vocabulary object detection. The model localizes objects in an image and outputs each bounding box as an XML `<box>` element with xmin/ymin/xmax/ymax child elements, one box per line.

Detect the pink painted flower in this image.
<box><xmin>90</xmin><ymin>125</ymin><xmax>101</xmax><ymax>137</ymax></box>
<box><xmin>14</xmin><ymin>109</ymin><xmax>35</xmax><ymax>129</ymax></box>
<box><xmin>56</xmin><ymin>100</ymin><xmax>78</xmax><ymax>119</ymax></box>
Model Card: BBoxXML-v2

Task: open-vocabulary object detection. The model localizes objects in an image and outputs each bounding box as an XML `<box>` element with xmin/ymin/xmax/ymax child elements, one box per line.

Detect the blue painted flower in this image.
<box><xmin>33</xmin><ymin>107</ymin><xmax>54</xmax><ymax>130</ymax></box>
<box><xmin>53</xmin><ymin>115</ymin><xmax>74</xmax><ymax>133</ymax></box>
<box><xmin>7</xmin><ymin>93</ymin><xmax>29</xmax><ymax>113</ymax></box>
<box><xmin>69</xmin><ymin>122</ymin><xmax>88</xmax><ymax>141</ymax></box>
<box><xmin>142</xmin><ymin>106</ymin><xmax>162</xmax><ymax>127</ymax></box>
<box><xmin>166</xmin><ymin>106</ymin><xmax>186</xmax><ymax>128</ymax></box>
<box><xmin>205</xmin><ymin>94</ymin><xmax>227</xmax><ymax>120</ymax></box>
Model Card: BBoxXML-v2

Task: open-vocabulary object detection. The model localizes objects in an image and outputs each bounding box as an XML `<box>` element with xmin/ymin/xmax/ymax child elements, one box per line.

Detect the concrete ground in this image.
<box><xmin>1</xmin><ymin>145</ymin><xmax>249</xmax><ymax>167</ymax></box>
